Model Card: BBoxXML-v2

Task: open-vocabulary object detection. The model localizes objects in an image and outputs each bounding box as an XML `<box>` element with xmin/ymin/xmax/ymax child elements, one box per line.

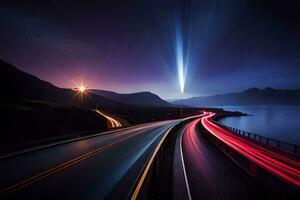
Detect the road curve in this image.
<box><xmin>95</xmin><ymin>109</ymin><xmax>122</xmax><ymax>128</ymax></box>
<box><xmin>201</xmin><ymin>112</ymin><xmax>300</xmax><ymax>188</ymax></box>
<box><xmin>0</xmin><ymin>120</ymin><xmax>178</xmax><ymax>199</ymax></box>
<box><xmin>181</xmin><ymin>116</ymin><xmax>264</xmax><ymax>199</ymax></box>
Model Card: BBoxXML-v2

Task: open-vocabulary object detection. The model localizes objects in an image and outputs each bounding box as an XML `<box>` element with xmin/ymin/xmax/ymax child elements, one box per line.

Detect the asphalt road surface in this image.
<box><xmin>0</xmin><ymin>120</ymin><xmax>178</xmax><ymax>200</ymax></box>
<box><xmin>180</xmin><ymin>117</ymin><xmax>265</xmax><ymax>200</ymax></box>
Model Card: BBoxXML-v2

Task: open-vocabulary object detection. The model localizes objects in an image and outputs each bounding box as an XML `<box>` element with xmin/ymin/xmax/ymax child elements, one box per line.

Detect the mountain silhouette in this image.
<box><xmin>0</xmin><ymin>59</ymin><xmax>126</xmax><ymax>109</ymax></box>
<box><xmin>90</xmin><ymin>89</ymin><xmax>171</xmax><ymax>107</ymax></box>
<box><xmin>171</xmin><ymin>87</ymin><xmax>300</xmax><ymax>107</ymax></box>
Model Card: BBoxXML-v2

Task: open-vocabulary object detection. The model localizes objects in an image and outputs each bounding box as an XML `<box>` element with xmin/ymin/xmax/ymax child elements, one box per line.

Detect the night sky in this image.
<box><xmin>1</xmin><ymin>0</ymin><xmax>300</xmax><ymax>99</ymax></box>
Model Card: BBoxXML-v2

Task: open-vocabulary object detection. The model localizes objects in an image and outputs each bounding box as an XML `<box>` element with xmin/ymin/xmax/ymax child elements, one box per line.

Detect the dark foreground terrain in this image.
<box><xmin>0</xmin><ymin>59</ymin><xmax>244</xmax><ymax>154</ymax></box>
<box><xmin>0</xmin><ymin>94</ymin><xmax>242</xmax><ymax>155</ymax></box>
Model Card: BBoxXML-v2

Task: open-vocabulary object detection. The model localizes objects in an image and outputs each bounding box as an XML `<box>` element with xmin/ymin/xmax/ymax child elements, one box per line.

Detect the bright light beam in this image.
<box><xmin>176</xmin><ymin>28</ymin><xmax>187</xmax><ymax>94</ymax></box>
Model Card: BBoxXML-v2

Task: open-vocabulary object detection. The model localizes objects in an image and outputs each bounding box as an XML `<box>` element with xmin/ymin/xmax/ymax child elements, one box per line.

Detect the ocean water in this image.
<box><xmin>215</xmin><ymin>106</ymin><xmax>300</xmax><ymax>145</ymax></box>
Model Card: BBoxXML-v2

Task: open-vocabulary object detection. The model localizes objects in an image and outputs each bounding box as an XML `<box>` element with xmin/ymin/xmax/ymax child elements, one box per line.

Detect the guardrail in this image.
<box><xmin>199</xmin><ymin>121</ymin><xmax>300</xmax><ymax>198</ymax></box>
<box><xmin>213</xmin><ymin>120</ymin><xmax>300</xmax><ymax>156</ymax></box>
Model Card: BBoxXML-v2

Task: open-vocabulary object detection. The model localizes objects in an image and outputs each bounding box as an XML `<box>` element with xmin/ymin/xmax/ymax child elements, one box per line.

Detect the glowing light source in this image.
<box><xmin>176</xmin><ymin>29</ymin><xmax>187</xmax><ymax>94</ymax></box>
<box><xmin>78</xmin><ymin>85</ymin><xmax>86</xmax><ymax>93</ymax></box>
<box><xmin>74</xmin><ymin>84</ymin><xmax>87</xmax><ymax>95</ymax></box>
<box><xmin>73</xmin><ymin>83</ymin><xmax>88</xmax><ymax>104</ymax></box>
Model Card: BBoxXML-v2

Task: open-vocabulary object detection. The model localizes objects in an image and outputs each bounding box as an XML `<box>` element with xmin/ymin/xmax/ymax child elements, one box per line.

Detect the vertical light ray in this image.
<box><xmin>176</xmin><ymin>27</ymin><xmax>187</xmax><ymax>93</ymax></box>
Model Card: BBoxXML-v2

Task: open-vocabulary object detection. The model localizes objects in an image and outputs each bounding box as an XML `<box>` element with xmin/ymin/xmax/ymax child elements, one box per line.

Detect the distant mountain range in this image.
<box><xmin>171</xmin><ymin>87</ymin><xmax>300</xmax><ymax>107</ymax></box>
<box><xmin>0</xmin><ymin>59</ymin><xmax>172</xmax><ymax>108</ymax></box>
<box><xmin>0</xmin><ymin>59</ymin><xmax>173</xmax><ymax>148</ymax></box>
<box><xmin>90</xmin><ymin>89</ymin><xmax>171</xmax><ymax>107</ymax></box>
<box><xmin>4</xmin><ymin>58</ymin><xmax>299</xmax><ymax>110</ymax></box>
<box><xmin>0</xmin><ymin>60</ymin><xmax>134</xmax><ymax>109</ymax></box>
<box><xmin>0</xmin><ymin>60</ymin><xmax>115</xmax><ymax>148</ymax></box>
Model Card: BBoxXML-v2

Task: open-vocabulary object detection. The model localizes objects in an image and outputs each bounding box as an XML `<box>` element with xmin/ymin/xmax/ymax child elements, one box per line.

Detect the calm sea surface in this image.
<box><xmin>215</xmin><ymin>106</ymin><xmax>300</xmax><ymax>145</ymax></box>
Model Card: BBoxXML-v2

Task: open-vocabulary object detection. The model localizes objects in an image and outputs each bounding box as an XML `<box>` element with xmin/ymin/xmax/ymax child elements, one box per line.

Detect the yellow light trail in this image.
<box><xmin>95</xmin><ymin>110</ymin><xmax>122</xmax><ymax>128</ymax></box>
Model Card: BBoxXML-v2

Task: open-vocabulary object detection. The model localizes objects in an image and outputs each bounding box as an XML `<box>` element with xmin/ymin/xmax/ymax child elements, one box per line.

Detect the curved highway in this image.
<box><xmin>180</xmin><ymin>115</ymin><xmax>265</xmax><ymax>199</ymax></box>
<box><xmin>2</xmin><ymin>112</ymin><xmax>299</xmax><ymax>200</ymax></box>
<box><xmin>0</xmin><ymin>120</ymin><xmax>178</xmax><ymax>199</ymax></box>
<box><xmin>201</xmin><ymin>112</ymin><xmax>300</xmax><ymax>187</ymax></box>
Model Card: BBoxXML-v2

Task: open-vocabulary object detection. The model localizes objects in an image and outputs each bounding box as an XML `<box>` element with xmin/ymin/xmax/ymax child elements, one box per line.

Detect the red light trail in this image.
<box><xmin>201</xmin><ymin>112</ymin><xmax>300</xmax><ymax>187</ymax></box>
<box><xmin>181</xmin><ymin>116</ymin><xmax>219</xmax><ymax>199</ymax></box>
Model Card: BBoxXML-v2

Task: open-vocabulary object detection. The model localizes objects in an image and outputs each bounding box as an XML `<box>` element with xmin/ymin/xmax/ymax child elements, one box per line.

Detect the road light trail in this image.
<box><xmin>95</xmin><ymin>109</ymin><xmax>122</xmax><ymax>128</ymax></box>
<box><xmin>201</xmin><ymin>112</ymin><xmax>300</xmax><ymax>187</ymax></box>
<box><xmin>0</xmin><ymin>133</ymin><xmax>134</xmax><ymax>198</ymax></box>
<box><xmin>0</xmin><ymin>120</ymin><xmax>177</xmax><ymax>199</ymax></box>
<box><xmin>0</xmin><ymin>124</ymin><xmax>156</xmax><ymax>198</ymax></box>
<box><xmin>180</xmin><ymin>114</ymin><xmax>265</xmax><ymax>199</ymax></box>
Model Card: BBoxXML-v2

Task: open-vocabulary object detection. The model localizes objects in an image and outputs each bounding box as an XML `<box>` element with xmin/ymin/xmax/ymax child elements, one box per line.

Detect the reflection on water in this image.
<box><xmin>216</xmin><ymin>106</ymin><xmax>300</xmax><ymax>145</ymax></box>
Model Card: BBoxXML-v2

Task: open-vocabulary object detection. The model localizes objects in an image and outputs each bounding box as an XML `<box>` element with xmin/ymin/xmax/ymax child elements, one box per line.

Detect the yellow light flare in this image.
<box><xmin>73</xmin><ymin>83</ymin><xmax>89</xmax><ymax>103</ymax></box>
<box><xmin>73</xmin><ymin>83</ymin><xmax>88</xmax><ymax>97</ymax></box>
<box><xmin>78</xmin><ymin>85</ymin><xmax>86</xmax><ymax>93</ymax></box>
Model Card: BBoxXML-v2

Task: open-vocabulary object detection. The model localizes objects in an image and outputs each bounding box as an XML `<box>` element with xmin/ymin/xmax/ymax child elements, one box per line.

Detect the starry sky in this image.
<box><xmin>1</xmin><ymin>0</ymin><xmax>300</xmax><ymax>99</ymax></box>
